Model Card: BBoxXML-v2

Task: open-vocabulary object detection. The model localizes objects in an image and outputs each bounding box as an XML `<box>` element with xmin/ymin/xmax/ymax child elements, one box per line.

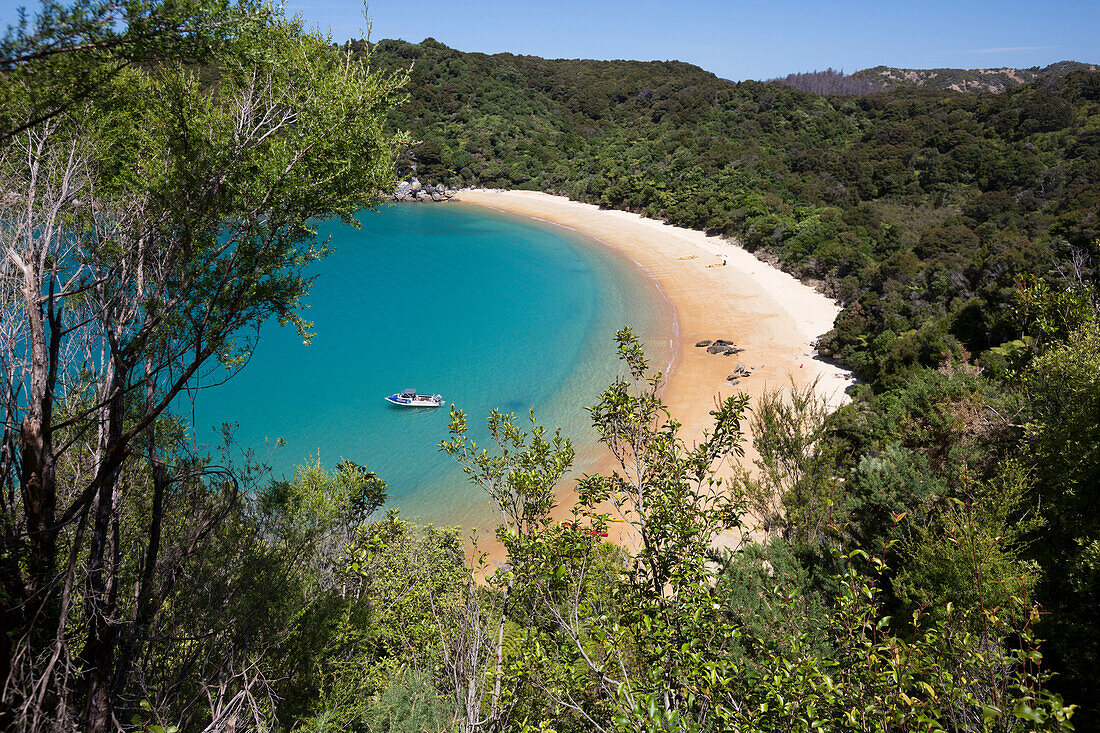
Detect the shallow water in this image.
<box><xmin>187</xmin><ymin>203</ymin><xmax>670</xmax><ymax>529</ymax></box>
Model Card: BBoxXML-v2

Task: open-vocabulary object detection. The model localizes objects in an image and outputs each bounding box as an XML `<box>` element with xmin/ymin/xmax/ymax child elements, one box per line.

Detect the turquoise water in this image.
<box><xmin>188</xmin><ymin>203</ymin><xmax>670</xmax><ymax>528</ymax></box>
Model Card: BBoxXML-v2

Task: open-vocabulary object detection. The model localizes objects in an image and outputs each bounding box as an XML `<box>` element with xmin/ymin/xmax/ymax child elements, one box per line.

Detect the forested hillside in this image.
<box><xmin>852</xmin><ymin>61</ymin><xmax>1100</xmax><ymax>93</ymax></box>
<box><xmin>366</xmin><ymin>38</ymin><xmax>1099</xmax><ymax>387</ymax></box>
<box><xmin>362</xmin><ymin>38</ymin><xmax>1100</xmax><ymax>727</ymax></box>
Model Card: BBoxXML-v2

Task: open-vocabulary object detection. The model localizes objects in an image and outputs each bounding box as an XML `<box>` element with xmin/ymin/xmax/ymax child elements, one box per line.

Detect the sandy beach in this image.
<box><xmin>453</xmin><ymin>189</ymin><xmax>856</xmax><ymax>565</ymax></box>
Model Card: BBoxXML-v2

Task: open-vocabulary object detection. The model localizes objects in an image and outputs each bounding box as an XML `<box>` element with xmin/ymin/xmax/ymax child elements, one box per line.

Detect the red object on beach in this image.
<box><xmin>560</xmin><ymin>521</ymin><xmax>609</xmax><ymax>538</ymax></box>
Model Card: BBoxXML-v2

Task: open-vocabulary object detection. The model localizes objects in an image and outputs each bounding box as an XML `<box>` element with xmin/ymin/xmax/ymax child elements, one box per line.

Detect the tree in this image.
<box><xmin>1020</xmin><ymin>316</ymin><xmax>1100</xmax><ymax>722</ymax></box>
<box><xmin>0</xmin><ymin>0</ymin><xmax>267</xmax><ymax>141</ymax></box>
<box><xmin>0</xmin><ymin>7</ymin><xmax>408</xmax><ymax>730</ymax></box>
<box><xmin>439</xmin><ymin>406</ymin><xmax>575</xmax><ymax>732</ymax></box>
<box><xmin>439</xmin><ymin>329</ymin><xmax>750</xmax><ymax>730</ymax></box>
<box><xmin>736</xmin><ymin>378</ymin><xmax>839</xmax><ymax>544</ymax></box>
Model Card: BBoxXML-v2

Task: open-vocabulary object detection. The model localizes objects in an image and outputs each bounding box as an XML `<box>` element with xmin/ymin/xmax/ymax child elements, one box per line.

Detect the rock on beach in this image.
<box><xmin>393</xmin><ymin>177</ymin><xmax>457</xmax><ymax>202</ymax></box>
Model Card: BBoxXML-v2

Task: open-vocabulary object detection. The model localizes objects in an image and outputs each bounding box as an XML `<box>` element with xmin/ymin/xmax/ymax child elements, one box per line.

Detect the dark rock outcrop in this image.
<box><xmin>730</xmin><ymin>363</ymin><xmax>753</xmax><ymax>378</ymax></box>
<box><xmin>703</xmin><ymin>338</ymin><xmax>742</xmax><ymax>355</ymax></box>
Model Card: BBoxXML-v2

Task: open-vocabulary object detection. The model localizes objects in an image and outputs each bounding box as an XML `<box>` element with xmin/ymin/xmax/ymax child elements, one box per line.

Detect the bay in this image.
<box><xmin>188</xmin><ymin>203</ymin><xmax>670</xmax><ymax>528</ymax></box>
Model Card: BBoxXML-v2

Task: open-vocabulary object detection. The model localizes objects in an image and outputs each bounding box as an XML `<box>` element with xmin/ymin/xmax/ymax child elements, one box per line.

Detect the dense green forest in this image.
<box><xmin>1</xmin><ymin>4</ymin><xmax>1098</xmax><ymax>731</ymax></box>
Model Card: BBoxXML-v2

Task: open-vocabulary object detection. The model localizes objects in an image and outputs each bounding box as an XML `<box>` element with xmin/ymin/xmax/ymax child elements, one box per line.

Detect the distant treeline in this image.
<box><xmin>777</xmin><ymin>61</ymin><xmax>1099</xmax><ymax>95</ymax></box>
<box><xmin>774</xmin><ymin>68</ymin><xmax>884</xmax><ymax>95</ymax></box>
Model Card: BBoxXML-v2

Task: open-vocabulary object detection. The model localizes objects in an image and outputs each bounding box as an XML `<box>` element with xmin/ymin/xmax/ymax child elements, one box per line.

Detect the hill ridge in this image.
<box><xmin>778</xmin><ymin>60</ymin><xmax>1099</xmax><ymax>95</ymax></box>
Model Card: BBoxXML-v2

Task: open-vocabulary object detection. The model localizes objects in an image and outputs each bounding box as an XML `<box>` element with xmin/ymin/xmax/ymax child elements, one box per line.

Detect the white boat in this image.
<box><xmin>385</xmin><ymin>388</ymin><xmax>445</xmax><ymax>407</ymax></box>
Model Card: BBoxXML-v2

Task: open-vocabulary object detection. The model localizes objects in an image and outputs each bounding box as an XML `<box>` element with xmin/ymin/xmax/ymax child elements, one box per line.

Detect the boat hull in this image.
<box><xmin>385</xmin><ymin>394</ymin><xmax>444</xmax><ymax>407</ymax></box>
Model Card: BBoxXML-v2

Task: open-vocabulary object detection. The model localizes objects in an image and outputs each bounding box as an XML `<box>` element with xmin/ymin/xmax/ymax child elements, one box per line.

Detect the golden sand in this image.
<box><xmin>453</xmin><ymin>190</ymin><xmax>856</xmax><ymax>567</ymax></box>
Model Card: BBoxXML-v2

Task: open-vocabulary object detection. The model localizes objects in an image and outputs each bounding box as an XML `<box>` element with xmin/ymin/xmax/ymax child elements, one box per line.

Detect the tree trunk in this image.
<box><xmin>20</xmin><ymin>278</ymin><xmax>62</xmax><ymax>597</ymax></box>
<box><xmin>112</xmin><ymin>363</ymin><xmax>169</xmax><ymax>698</ymax></box>
<box><xmin>80</xmin><ymin>358</ymin><xmax>128</xmax><ymax>733</ymax></box>
<box><xmin>7</xmin><ymin>265</ymin><xmax>66</xmax><ymax>727</ymax></box>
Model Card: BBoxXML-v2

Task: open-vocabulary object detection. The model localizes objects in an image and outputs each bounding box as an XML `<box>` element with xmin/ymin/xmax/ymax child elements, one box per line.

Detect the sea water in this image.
<box><xmin>187</xmin><ymin>203</ymin><xmax>670</xmax><ymax>529</ymax></box>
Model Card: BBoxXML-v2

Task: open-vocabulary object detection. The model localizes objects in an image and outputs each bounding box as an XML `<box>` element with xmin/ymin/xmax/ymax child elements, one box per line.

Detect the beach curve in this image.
<box><xmin>453</xmin><ymin>189</ymin><xmax>857</xmax><ymax>562</ymax></box>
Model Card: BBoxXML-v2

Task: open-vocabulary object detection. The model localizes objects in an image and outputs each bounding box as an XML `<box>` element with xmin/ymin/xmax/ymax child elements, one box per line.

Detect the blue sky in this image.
<box><xmin>1</xmin><ymin>0</ymin><xmax>1095</xmax><ymax>80</ymax></box>
<box><xmin>280</xmin><ymin>0</ymin><xmax>1098</xmax><ymax>80</ymax></box>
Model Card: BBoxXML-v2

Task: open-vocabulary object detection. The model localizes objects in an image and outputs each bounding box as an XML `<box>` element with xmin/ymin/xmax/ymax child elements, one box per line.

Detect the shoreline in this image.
<box><xmin>452</xmin><ymin>189</ymin><xmax>857</xmax><ymax>567</ymax></box>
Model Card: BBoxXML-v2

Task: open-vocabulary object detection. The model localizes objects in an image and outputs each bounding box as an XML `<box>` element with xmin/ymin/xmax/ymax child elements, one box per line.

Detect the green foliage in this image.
<box><xmin>893</xmin><ymin>466</ymin><xmax>1041</xmax><ymax>630</ymax></box>
<box><xmin>711</xmin><ymin>540</ymin><xmax>832</xmax><ymax>666</ymax></box>
<box><xmin>730</xmin><ymin>552</ymin><xmax>1074</xmax><ymax>733</ymax></box>
<box><xmin>0</xmin><ymin>5</ymin><xmax>409</xmax><ymax>730</ymax></box>
<box><xmin>1018</xmin><ymin>318</ymin><xmax>1100</xmax><ymax>712</ymax></box>
<box><xmin>738</xmin><ymin>379</ymin><xmax>840</xmax><ymax>544</ymax></box>
<box><xmin>441</xmin><ymin>406</ymin><xmax>575</xmax><ymax>539</ymax></box>
<box><xmin>353</xmin><ymin>668</ymin><xmax>455</xmax><ymax>733</ymax></box>
<box><xmin>426</xmin><ymin>332</ymin><xmax>1075</xmax><ymax>732</ymax></box>
<box><xmin>581</xmin><ymin>329</ymin><xmax>750</xmax><ymax>594</ymax></box>
<box><xmin>337</xmin><ymin>459</ymin><xmax>390</xmax><ymax>520</ymax></box>
<box><xmin>0</xmin><ymin>0</ymin><xmax>268</xmax><ymax>140</ymax></box>
<box><xmin>845</xmin><ymin>443</ymin><xmax>945</xmax><ymax>552</ymax></box>
<box><xmin>1013</xmin><ymin>276</ymin><xmax>1096</xmax><ymax>356</ymax></box>
<box><xmin>300</xmin><ymin>513</ymin><xmax>468</xmax><ymax>731</ymax></box>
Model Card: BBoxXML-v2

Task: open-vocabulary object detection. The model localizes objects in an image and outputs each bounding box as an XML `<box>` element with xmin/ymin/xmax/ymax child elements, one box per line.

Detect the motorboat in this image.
<box><xmin>385</xmin><ymin>388</ymin><xmax>444</xmax><ymax>407</ymax></box>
